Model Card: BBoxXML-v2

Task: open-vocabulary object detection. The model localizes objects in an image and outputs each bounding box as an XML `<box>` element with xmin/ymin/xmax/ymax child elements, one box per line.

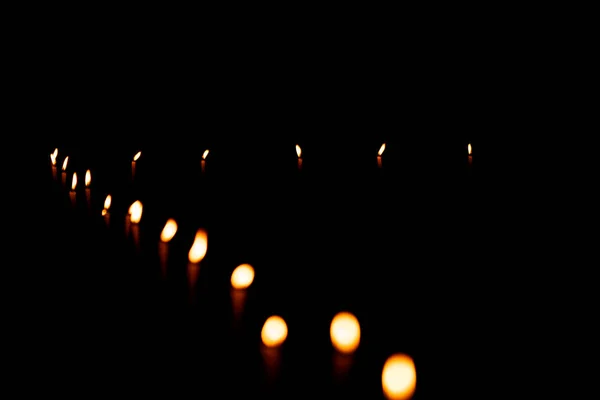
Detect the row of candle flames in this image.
<box><xmin>47</xmin><ymin>144</ymin><xmax>476</xmax><ymax>399</ymax></box>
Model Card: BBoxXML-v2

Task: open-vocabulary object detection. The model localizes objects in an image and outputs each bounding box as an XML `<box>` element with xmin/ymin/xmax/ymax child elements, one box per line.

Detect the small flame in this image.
<box><xmin>382</xmin><ymin>353</ymin><xmax>416</xmax><ymax>400</ymax></box>
<box><xmin>160</xmin><ymin>218</ymin><xmax>178</xmax><ymax>243</ymax></box>
<box><xmin>467</xmin><ymin>143</ymin><xmax>472</xmax><ymax>155</ymax></box>
<box><xmin>50</xmin><ymin>148</ymin><xmax>58</xmax><ymax>165</ymax></box>
<box><xmin>101</xmin><ymin>209</ymin><xmax>108</xmax><ymax>216</ymax></box>
<box><xmin>261</xmin><ymin>315</ymin><xmax>288</xmax><ymax>347</ymax></box>
<box><xmin>71</xmin><ymin>172</ymin><xmax>77</xmax><ymax>190</ymax></box>
<box><xmin>62</xmin><ymin>156</ymin><xmax>69</xmax><ymax>171</ymax></box>
<box><xmin>103</xmin><ymin>194</ymin><xmax>112</xmax><ymax>210</ymax></box>
<box><xmin>133</xmin><ymin>151</ymin><xmax>141</xmax><ymax>161</ymax></box>
<box><xmin>330</xmin><ymin>311</ymin><xmax>361</xmax><ymax>354</ymax></box>
<box><xmin>202</xmin><ymin>149</ymin><xmax>209</xmax><ymax>160</ymax></box>
<box><xmin>129</xmin><ymin>200</ymin><xmax>143</xmax><ymax>223</ymax></box>
<box><xmin>378</xmin><ymin>143</ymin><xmax>386</xmax><ymax>156</ymax></box>
<box><xmin>296</xmin><ymin>144</ymin><xmax>302</xmax><ymax>158</ymax></box>
<box><xmin>231</xmin><ymin>263</ymin><xmax>255</xmax><ymax>289</ymax></box>
<box><xmin>85</xmin><ymin>169</ymin><xmax>91</xmax><ymax>187</ymax></box>
<box><xmin>188</xmin><ymin>228</ymin><xmax>208</xmax><ymax>263</ymax></box>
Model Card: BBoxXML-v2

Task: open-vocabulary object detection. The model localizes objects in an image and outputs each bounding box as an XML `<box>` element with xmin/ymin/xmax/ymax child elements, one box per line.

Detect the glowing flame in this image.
<box><xmin>468</xmin><ymin>143</ymin><xmax>472</xmax><ymax>155</ymax></box>
<box><xmin>62</xmin><ymin>156</ymin><xmax>69</xmax><ymax>171</ymax></box>
<box><xmin>330</xmin><ymin>312</ymin><xmax>361</xmax><ymax>354</ymax></box>
<box><xmin>188</xmin><ymin>228</ymin><xmax>208</xmax><ymax>263</ymax></box>
<box><xmin>382</xmin><ymin>353</ymin><xmax>416</xmax><ymax>400</ymax></box>
<box><xmin>103</xmin><ymin>194</ymin><xmax>112</xmax><ymax>210</ymax></box>
<box><xmin>50</xmin><ymin>148</ymin><xmax>58</xmax><ymax>165</ymax></box>
<box><xmin>202</xmin><ymin>149</ymin><xmax>209</xmax><ymax>160</ymax></box>
<box><xmin>378</xmin><ymin>143</ymin><xmax>386</xmax><ymax>156</ymax></box>
<box><xmin>160</xmin><ymin>219</ymin><xmax>178</xmax><ymax>243</ymax></box>
<box><xmin>85</xmin><ymin>169</ymin><xmax>91</xmax><ymax>187</ymax></box>
<box><xmin>231</xmin><ymin>263</ymin><xmax>255</xmax><ymax>289</ymax></box>
<box><xmin>129</xmin><ymin>200</ymin><xmax>143</xmax><ymax>223</ymax></box>
<box><xmin>261</xmin><ymin>316</ymin><xmax>288</xmax><ymax>347</ymax></box>
<box><xmin>133</xmin><ymin>151</ymin><xmax>141</xmax><ymax>161</ymax></box>
<box><xmin>296</xmin><ymin>144</ymin><xmax>302</xmax><ymax>158</ymax></box>
<box><xmin>71</xmin><ymin>172</ymin><xmax>77</xmax><ymax>190</ymax></box>
<box><xmin>101</xmin><ymin>209</ymin><xmax>108</xmax><ymax>216</ymax></box>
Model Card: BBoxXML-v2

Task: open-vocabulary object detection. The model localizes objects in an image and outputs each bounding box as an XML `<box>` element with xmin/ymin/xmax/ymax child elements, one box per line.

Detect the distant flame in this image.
<box><xmin>188</xmin><ymin>228</ymin><xmax>208</xmax><ymax>263</ymax></box>
<box><xmin>71</xmin><ymin>172</ymin><xmax>77</xmax><ymax>190</ymax></box>
<box><xmin>85</xmin><ymin>169</ymin><xmax>91</xmax><ymax>187</ymax></box>
<box><xmin>103</xmin><ymin>194</ymin><xmax>112</xmax><ymax>210</ymax></box>
<box><xmin>330</xmin><ymin>312</ymin><xmax>361</xmax><ymax>354</ymax></box>
<box><xmin>261</xmin><ymin>315</ymin><xmax>288</xmax><ymax>347</ymax></box>
<box><xmin>382</xmin><ymin>353</ymin><xmax>416</xmax><ymax>400</ymax></box>
<box><xmin>62</xmin><ymin>156</ymin><xmax>69</xmax><ymax>171</ymax></box>
<box><xmin>160</xmin><ymin>218</ymin><xmax>178</xmax><ymax>243</ymax></box>
<box><xmin>468</xmin><ymin>143</ymin><xmax>472</xmax><ymax>155</ymax></box>
<box><xmin>101</xmin><ymin>209</ymin><xmax>108</xmax><ymax>216</ymax></box>
<box><xmin>202</xmin><ymin>149</ymin><xmax>209</xmax><ymax>160</ymax></box>
<box><xmin>296</xmin><ymin>144</ymin><xmax>302</xmax><ymax>158</ymax></box>
<box><xmin>378</xmin><ymin>143</ymin><xmax>386</xmax><ymax>156</ymax></box>
<box><xmin>50</xmin><ymin>148</ymin><xmax>58</xmax><ymax>165</ymax></box>
<box><xmin>231</xmin><ymin>263</ymin><xmax>255</xmax><ymax>289</ymax></box>
<box><xmin>133</xmin><ymin>151</ymin><xmax>141</xmax><ymax>161</ymax></box>
<box><xmin>129</xmin><ymin>200</ymin><xmax>143</xmax><ymax>223</ymax></box>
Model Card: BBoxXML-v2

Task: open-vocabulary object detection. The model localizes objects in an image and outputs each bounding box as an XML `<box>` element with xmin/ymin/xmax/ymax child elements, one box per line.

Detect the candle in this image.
<box><xmin>84</xmin><ymin>169</ymin><xmax>91</xmax><ymax>210</ymax></box>
<box><xmin>69</xmin><ymin>172</ymin><xmax>77</xmax><ymax>207</ymax></box>
<box><xmin>201</xmin><ymin>149</ymin><xmax>209</xmax><ymax>174</ymax></box>
<box><xmin>158</xmin><ymin>218</ymin><xmax>178</xmax><ymax>278</ymax></box>
<box><xmin>61</xmin><ymin>156</ymin><xmax>69</xmax><ymax>186</ymax></box>
<box><xmin>467</xmin><ymin>143</ymin><xmax>473</xmax><ymax>167</ymax></box>
<box><xmin>132</xmin><ymin>151</ymin><xmax>141</xmax><ymax>180</ymax></box>
<box><xmin>50</xmin><ymin>148</ymin><xmax>58</xmax><ymax>180</ymax></box>
<box><xmin>187</xmin><ymin>228</ymin><xmax>208</xmax><ymax>302</ymax></box>
<box><xmin>381</xmin><ymin>353</ymin><xmax>417</xmax><ymax>400</ymax></box>
<box><xmin>128</xmin><ymin>200</ymin><xmax>143</xmax><ymax>253</ymax></box>
<box><xmin>296</xmin><ymin>144</ymin><xmax>302</xmax><ymax>170</ymax></box>
<box><xmin>377</xmin><ymin>143</ymin><xmax>386</xmax><ymax>168</ymax></box>
<box><xmin>101</xmin><ymin>194</ymin><xmax>112</xmax><ymax>228</ymax></box>
<box><xmin>230</xmin><ymin>263</ymin><xmax>255</xmax><ymax>329</ymax></box>
<box><xmin>260</xmin><ymin>315</ymin><xmax>287</xmax><ymax>390</ymax></box>
<box><xmin>330</xmin><ymin>311</ymin><xmax>361</xmax><ymax>384</ymax></box>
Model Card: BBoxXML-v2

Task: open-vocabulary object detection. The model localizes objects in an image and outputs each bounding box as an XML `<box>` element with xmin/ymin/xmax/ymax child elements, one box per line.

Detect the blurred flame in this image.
<box><xmin>382</xmin><ymin>353</ymin><xmax>416</xmax><ymax>400</ymax></box>
<box><xmin>296</xmin><ymin>144</ymin><xmax>302</xmax><ymax>158</ymax></box>
<box><xmin>261</xmin><ymin>316</ymin><xmax>287</xmax><ymax>347</ymax></box>
<box><xmin>101</xmin><ymin>209</ymin><xmax>108</xmax><ymax>216</ymax></box>
<box><xmin>71</xmin><ymin>172</ymin><xmax>77</xmax><ymax>190</ymax></box>
<box><xmin>202</xmin><ymin>149</ymin><xmax>209</xmax><ymax>160</ymax></box>
<box><xmin>231</xmin><ymin>263</ymin><xmax>255</xmax><ymax>289</ymax></box>
<box><xmin>85</xmin><ymin>169</ymin><xmax>91</xmax><ymax>187</ymax></box>
<box><xmin>129</xmin><ymin>200</ymin><xmax>143</xmax><ymax>223</ymax></box>
<box><xmin>468</xmin><ymin>143</ymin><xmax>472</xmax><ymax>155</ymax></box>
<box><xmin>160</xmin><ymin>219</ymin><xmax>178</xmax><ymax>243</ymax></box>
<box><xmin>188</xmin><ymin>228</ymin><xmax>208</xmax><ymax>263</ymax></box>
<box><xmin>62</xmin><ymin>156</ymin><xmax>69</xmax><ymax>171</ymax></box>
<box><xmin>104</xmin><ymin>194</ymin><xmax>112</xmax><ymax>210</ymax></box>
<box><xmin>378</xmin><ymin>143</ymin><xmax>386</xmax><ymax>156</ymax></box>
<box><xmin>133</xmin><ymin>151</ymin><xmax>141</xmax><ymax>161</ymax></box>
<box><xmin>330</xmin><ymin>312</ymin><xmax>361</xmax><ymax>353</ymax></box>
<box><xmin>50</xmin><ymin>148</ymin><xmax>58</xmax><ymax>165</ymax></box>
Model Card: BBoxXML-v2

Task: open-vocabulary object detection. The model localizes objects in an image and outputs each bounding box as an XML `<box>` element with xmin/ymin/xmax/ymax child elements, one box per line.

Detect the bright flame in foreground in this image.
<box><xmin>378</xmin><ymin>143</ymin><xmax>386</xmax><ymax>156</ymax></box>
<box><xmin>296</xmin><ymin>144</ymin><xmax>302</xmax><ymax>158</ymax></box>
<box><xmin>129</xmin><ymin>200</ymin><xmax>143</xmax><ymax>223</ymax></box>
<box><xmin>330</xmin><ymin>311</ymin><xmax>361</xmax><ymax>354</ymax></box>
<box><xmin>50</xmin><ymin>148</ymin><xmax>58</xmax><ymax>165</ymax></box>
<box><xmin>468</xmin><ymin>143</ymin><xmax>472</xmax><ymax>155</ymax></box>
<box><xmin>382</xmin><ymin>353</ymin><xmax>416</xmax><ymax>400</ymax></box>
<box><xmin>85</xmin><ymin>169</ymin><xmax>91</xmax><ymax>187</ymax></box>
<box><xmin>188</xmin><ymin>228</ymin><xmax>208</xmax><ymax>263</ymax></box>
<box><xmin>261</xmin><ymin>316</ymin><xmax>288</xmax><ymax>347</ymax></box>
<box><xmin>231</xmin><ymin>263</ymin><xmax>255</xmax><ymax>289</ymax></box>
<box><xmin>62</xmin><ymin>156</ymin><xmax>69</xmax><ymax>171</ymax></box>
<box><xmin>104</xmin><ymin>194</ymin><xmax>112</xmax><ymax>210</ymax></box>
<box><xmin>160</xmin><ymin>219</ymin><xmax>178</xmax><ymax>243</ymax></box>
<box><xmin>71</xmin><ymin>172</ymin><xmax>77</xmax><ymax>190</ymax></box>
<box><xmin>133</xmin><ymin>151</ymin><xmax>141</xmax><ymax>161</ymax></box>
<box><xmin>202</xmin><ymin>149</ymin><xmax>209</xmax><ymax>160</ymax></box>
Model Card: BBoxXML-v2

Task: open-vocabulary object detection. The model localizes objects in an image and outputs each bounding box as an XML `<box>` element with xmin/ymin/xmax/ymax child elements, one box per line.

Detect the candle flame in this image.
<box><xmin>378</xmin><ymin>143</ymin><xmax>386</xmax><ymax>156</ymax></box>
<box><xmin>296</xmin><ymin>144</ymin><xmax>302</xmax><ymax>158</ymax></box>
<box><xmin>103</xmin><ymin>194</ymin><xmax>112</xmax><ymax>210</ymax></box>
<box><xmin>133</xmin><ymin>151</ymin><xmax>141</xmax><ymax>161</ymax></box>
<box><xmin>330</xmin><ymin>311</ymin><xmax>361</xmax><ymax>354</ymax></box>
<box><xmin>231</xmin><ymin>263</ymin><xmax>255</xmax><ymax>289</ymax></box>
<box><xmin>129</xmin><ymin>200</ymin><xmax>143</xmax><ymax>223</ymax></box>
<box><xmin>188</xmin><ymin>228</ymin><xmax>208</xmax><ymax>263</ymax></box>
<box><xmin>467</xmin><ymin>143</ymin><xmax>472</xmax><ymax>155</ymax></box>
<box><xmin>160</xmin><ymin>218</ymin><xmax>178</xmax><ymax>243</ymax></box>
<box><xmin>202</xmin><ymin>149</ymin><xmax>209</xmax><ymax>160</ymax></box>
<box><xmin>261</xmin><ymin>315</ymin><xmax>288</xmax><ymax>347</ymax></box>
<box><xmin>62</xmin><ymin>156</ymin><xmax>69</xmax><ymax>171</ymax></box>
<box><xmin>101</xmin><ymin>209</ymin><xmax>108</xmax><ymax>216</ymax></box>
<box><xmin>50</xmin><ymin>148</ymin><xmax>58</xmax><ymax>165</ymax></box>
<box><xmin>382</xmin><ymin>353</ymin><xmax>416</xmax><ymax>400</ymax></box>
<box><xmin>85</xmin><ymin>169</ymin><xmax>91</xmax><ymax>187</ymax></box>
<box><xmin>71</xmin><ymin>172</ymin><xmax>77</xmax><ymax>190</ymax></box>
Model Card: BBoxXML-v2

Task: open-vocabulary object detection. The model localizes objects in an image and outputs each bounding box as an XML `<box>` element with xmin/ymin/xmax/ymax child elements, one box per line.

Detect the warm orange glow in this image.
<box><xmin>188</xmin><ymin>228</ymin><xmax>208</xmax><ymax>263</ymax></box>
<box><xmin>330</xmin><ymin>312</ymin><xmax>361</xmax><ymax>354</ymax></box>
<box><xmin>231</xmin><ymin>263</ymin><xmax>255</xmax><ymax>289</ymax></box>
<box><xmin>378</xmin><ymin>143</ymin><xmax>386</xmax><ymax>156</ymax></box>
<box><xmin>160</xmin><ymin>219</ymin><xmax>178</xmax><ymax>243</ymax></box>
<box><xmin>202</xmin><ymin>149</ymin><xmax>209</xmax><ymax>160</ymax></box>
<box><xmin>71</xmin><ymin>172</ymin><xmax>77</xmax><ymax>190</ymax></box>
<box><xmin>62</xmin><ymin>156</ymin><xmax>69</xmax><ymax>171</ymax></box>
<box><xmin>468</xmin><ymin>143</ymin><xmax>472</xmax><ymax>155</ymax></box>
<box><xmin>261</xmin><ymin>316</ymin><xmax>287</xmax><ymax>347</ymax></box>
<box><xmin>133</xmin><ymin>151</ymin><xmax>141</xmax><ymax>161</ymax></box>
<box><xmin>85</xmin><ymin>169</ymin><xmax>91</xmax><ymax>187</ymax></box>
<box><xmin>50</xmin><ymin>148</ymin><xmax>58</xmax><ymax>165</ymax></box>
<box><xmin>103</xmin><ymin>194</ymin><xmax>112</xmax><ymax>210</ymax></box>
<box><xmin>296</xmin><ymin>144</ymin><xmax>302</xmax><ymax>158</ymax></box>
<box><xmin>129</xmin><ymin>200</ymin><xmax>143</xmax><ymax>223</ymax></box>
<box><xmin>382</xmin><ymin>353</ymin><xmax>416</xmax><ymax>400</ymax></box>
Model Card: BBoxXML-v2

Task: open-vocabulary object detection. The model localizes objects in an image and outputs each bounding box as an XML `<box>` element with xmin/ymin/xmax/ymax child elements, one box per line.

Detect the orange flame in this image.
<box><xmin>261</xmin><ymin>316</ymin><xmax>288</xmax><ymax>347</ymax></box>
<box><xmin>330</xmin><ymin>312</ymin><xmax>361</xmax><ymax>354</ymax></box>
<box><xmin>103</xmin><ymin>194</ymin><xmax>112</xmax><ymax>210</ymax></box>
<box><xmin>382</xmin><ymin>353</ymin><xmax>416</xmax><ymax>400</ymax></box>
<box><xmin>231</xmin><ymin>263</ymin><xmax>255</xmax><ymax>289</ymax></box>
<box><xmin>378</xmin><ymin>143</ymin><xmax>386</xmax><ymax>156</ymax></box>
<box><xmin>62</xmin><ymin>156</ymin><xmax>69</xmax><ymax>171</ymax></box>
<box><xmin>50</xmin><ymin>148</ymin><xmax>58</xmax><ymax>165</ymax></box>
<box><xmin>85</xmin><ymin>169</ymin><xmax>91</xmax><ymax>187</ymax></box>
<box><xmin>188</xmin><ymin>228</ymin><xmax>208</xmax><ymax>263</ymax></box>
<box><xmin>129</xmin><ymin>200</ymin><xmax>143</xmax><ymax>223</ymax></box>
<box><xmin>133</xmin><ymin>151</ymin><xmax>141</xmax><ymax>161</ymax></box>
<box><xmin>160</xmin><ymin>218</ymin><xmax>178</xmax><ymax>243</ymax></box>
<box><xmin>202</xmin><ymin>149</ymin><xmax>209</xmax><ymax>160</ymax></box>
<box><xmin>467</xmin><ymin>143</ymin><xmax>472</xmax><ymax>155</ymax></box>
<box><xmin>71</xmin><ymin>172</ymin><xmax>77</xmax><ymax>190</ymax></box>
<box><xmin>296</xmin><ymin>144</ymin><xmax>302</xmax><ymax>158</ymax></box>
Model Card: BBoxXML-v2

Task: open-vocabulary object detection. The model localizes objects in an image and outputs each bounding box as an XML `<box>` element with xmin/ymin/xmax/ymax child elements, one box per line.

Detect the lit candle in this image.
<box><xmin>230</xmin><ymin>263</ymin><xmax>255</xmax><ymax>328</ymax></box>
<box><xmin>467</xmin><ymin>143</ymin><xmax>473</xmax><ymax>167</ymax></box>
<box><xmin>187</xmin><ymin>228</ymin><xmax>208</xmax><ymax>301</ymax></box>
<box><xmin>84</xmin><ymin>169</ymin><xmax>92</xmax><ymax>209</ymax></box>
<box><xmin>377</xmin><ymin>143</ymin><xmax>386</xmax><ymax>168</ymax></box>
<box><xmin>61</xmin><ymin>156</ymin><xmax>69</xmax><ymax>186</ymax></box>
<box><xmin>330</xmin><ymin>311</ymin><xmax>361</xmax><ymax>383</ymax></box>
<box><xmin>132</xmin><ymin>151</ymin><xmax>141</xmax><ymax>180</ymax></box>
<box><xmin>50</xmin><ymin>148</ymin><xmax>58</xmax><ymax>180</ymax></box>
<box><xmin>296</xmin><ymin>144</ymin><xmax>302</xmax><ymax>170</ymax></box>
<box><xmin>69</xmin><ymin>172</ymin><xmax>77</xmax><ymax>206</ymax></box>
<box><xmin>128</xmin><ymin>200</ymin><xmax>143</xmax><ymax>252</ymax></box>
<box><xmin>158</xmin><ymin>218</ymin><xmax>178</xmax><ymax>278</ymax></box>
<box><xmin>101</xmin><ymin>194</ymin><xmax>112</xmax><ymax>227</ymax></box>
<box><xmin>382</xmin><ymin>353</ymin><xmax>417</xmax><ymax>400</ymax></box>
<box><xmin>201</xmin><ymin>149</ymin><xmax>209</xmax><ymax>174</ymax></box>
<box><xmin>260</xmin><ymin>315</ymin><xmax>287</xmax><ymax>390</ymax></box>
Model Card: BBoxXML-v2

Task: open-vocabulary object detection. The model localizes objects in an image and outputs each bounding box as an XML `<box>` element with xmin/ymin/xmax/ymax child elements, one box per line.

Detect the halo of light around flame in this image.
<box><xmin>160</xmin><ymin>219</ymin><xmax>178</xmax><ymax>242</ymax></box>
<box><xmin>261</xmin><ymin>316</ymin><xmax>287</xmax><ymax>347</ymax></box>
<box><xmin>231</xmin><ymin>263</ymin><xmax>255</xmax><ymax>289</ymax></box>
<box><xmin>71</xmin><ymin>172</ymin><xmax>77</xmax><ymax>190</ymax></box>
<box><xmin>378</xmin><ymin>143</ymin><xmax>386</xmax><ymax>156</ymax></box>
<box><xmin>188</xmin><ymin>228</ymin><xmax>208</xmax><ymax>263</ymax></box>
<box><xmin>330</xmin><ymin>311</ymin><xmax>361</xmax><ymax>353</ymax></box>
<box><xmin>129</xmin><ymin>200</ymin><xmax>143</xmax><ymax>223</ymax></box>
<box><xmin>85</xmin><ymin>169</ymin><xmax>91</xmax><ymax>187</ymax></box>
<box><xmin>382</xmin><ymin>353</ymin><xmax>416</xmax><ymax>400</ymax></box>
<box><xmin>104</xmin><ymin>194</ymin><xmax>112</xmax><ymax>210</ymax></box>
